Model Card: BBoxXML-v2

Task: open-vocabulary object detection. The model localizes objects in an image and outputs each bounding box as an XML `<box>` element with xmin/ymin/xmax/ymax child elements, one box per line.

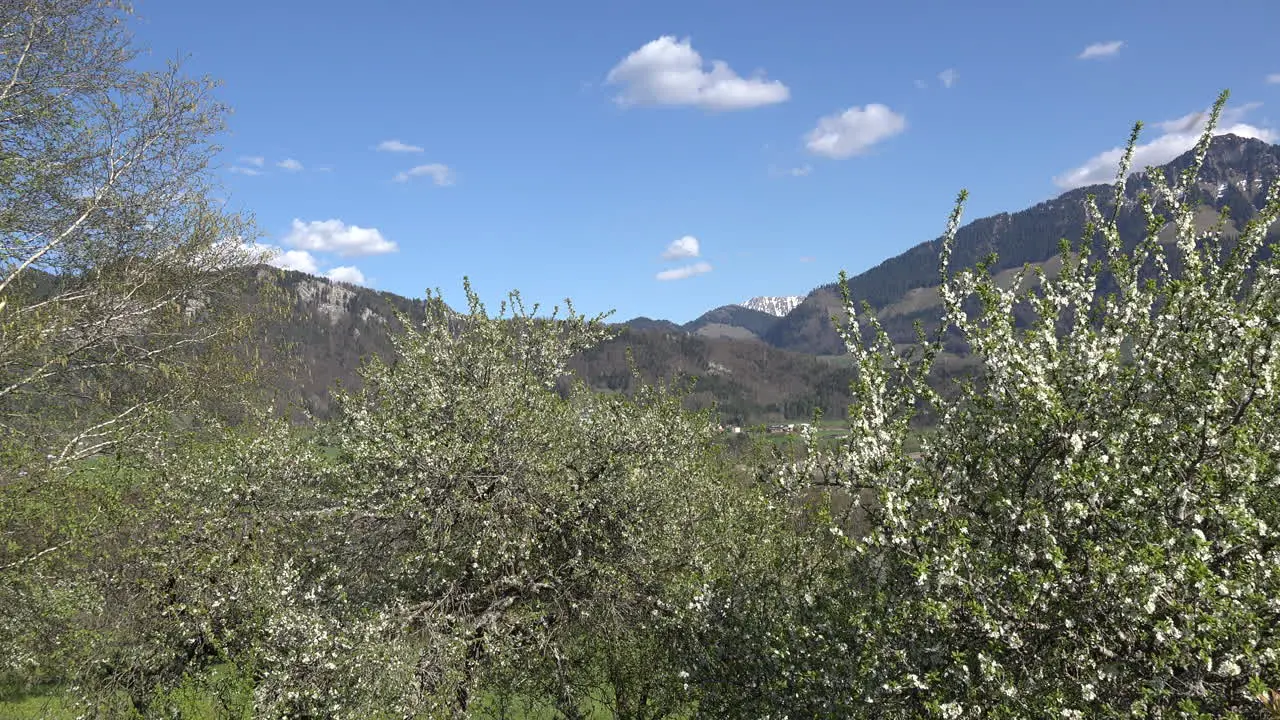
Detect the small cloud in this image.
<box><xmin>938</xmin><ymin>68</ymin><xmax>958</xmax><ymax>89</ymax></box>
<box><xmin>284</xmin><ymin>218</ymin><xmax>398</xmax><ymax>257</ymax></box>
<box><xmin>325</xmin><ymin>265</ymin><xmax>366</xmax><ymax>285</ymax></box>
<box><xmin>805</xmin><ymin>104</ymin><xmax>906</xmax><ymax>159</ymax></box>
<box><xmin>799</xmin><ymin>255</ymin><xmax>815</xmax><ymax>263</ymax></box>
<box><xmin>606</xmin><ymin>35</ymin><xmax>789</xmax><ymax>111</ymax></box>
<box><xmin>1267</xmin><ymin>73</ymin><xmax>1280</xmax><ymax>84</ymax></box>
<box><xmin>274</xmin><ymin>250</ymin><xmax>319</xmax><ymax>273</ymax></box>
<box><xmin>251</xmin><ymin>244</ymin><xmax>318</xmax><ymax>273</ymax></box>
<box><xmin>376</xmin><ymin>139</ymin><xmax>424</xmax><ymax>153</ymax></box>
<box><xmin>914</xmin><ymin>79</ymin><xmax>928</xmax><ymax>90</ymax></box>
<box><xmin>1078</xmin><ymin>41</ymin><xmax>1123</xmax><ymax>60</ymax></box>
<box><xmin>394</xmin><ymin>163</ymin><xmax>455</xmax><ymax>185</ymax></box>
<box><xmin>315</xmin><ymin>166</ymin><xmax>333</xmax><ymax>173</ymax></box>
<box><xmin>239</xmin><ymin>155</ymin><xmax>265</xmax><ymax>167</ymax></box>
<box><xmin>216</xmin><ymin>238</ymin><xmax>269</xmax><ymax>268</ymax></box>
<box><xmin>229</xmin><ymin>166</ymin><xmax>262</xmax><ymax>176</ymax></box>
<box><xmin>656</xmin><ymin>261</ymin><xmax>712</xmax><ymax>281</ymax></box>
<box><xmin>661</xmin><ymin>235</ymin><xmax>700</xmax><ymax>260</ymax></box>
<box><xmin>277</xmin><ymin>158</ymin><xmax>304</xmax><ymax>172</ymax></box>
<box><xmin>1053</xmin><ymin>102</ymin><xmax>1276</xmax><ymax>189</ymax></box>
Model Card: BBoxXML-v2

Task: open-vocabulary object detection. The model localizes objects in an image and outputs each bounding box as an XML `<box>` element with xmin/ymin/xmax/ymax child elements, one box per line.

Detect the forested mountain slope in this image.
<box><xmin>764</xmin><ymin>134</ymin><xmax>1280</xmax><ymax>354</ymax></box>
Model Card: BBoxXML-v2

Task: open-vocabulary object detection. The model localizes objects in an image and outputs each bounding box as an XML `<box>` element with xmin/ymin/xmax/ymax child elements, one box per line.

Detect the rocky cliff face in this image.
<box><xmin>240</xmin><ymin>268</ymin><xmax>855</xmax><ymax>423</ymax></box>
<box><xmin>740</xmin><ymin>295</ymin><xmax>805</xmax><ymax>317</ymax></box>
<box><xmin>764</xmin><ymin>134</ymin><xmax>1280</xmax><ymax>355</ymax></box>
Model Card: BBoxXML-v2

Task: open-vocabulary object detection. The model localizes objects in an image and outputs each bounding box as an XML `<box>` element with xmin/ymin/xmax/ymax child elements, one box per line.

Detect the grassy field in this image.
<box><xmin>0</xmin><ymin>672</ymin><xmax>252</xmax><ymax>719</ymax></box>
<box><xmin>0</xmin><ymin>682</ymin><xmax>682</xmax><ymax>719</ymax></box>
<box><xmin>1</xmin><ymin>691</ymin><xmax>75</xmax><ymax>719</ymax></box>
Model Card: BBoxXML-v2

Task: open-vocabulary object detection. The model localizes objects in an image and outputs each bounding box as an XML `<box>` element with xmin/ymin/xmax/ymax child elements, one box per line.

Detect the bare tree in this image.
<box><xmin>0</xmin><ymin>0</ymin><xmax>276</xmax><ymax>682</ymax></box>
<box><xmin>0</xmin><ymin>0</ymin><xmax>270</xmax><ymax>472</ymax></box>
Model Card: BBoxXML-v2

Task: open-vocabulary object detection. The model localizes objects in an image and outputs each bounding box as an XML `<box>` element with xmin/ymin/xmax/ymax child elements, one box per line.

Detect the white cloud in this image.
<box><xmin>277</xmin><ymin>158</ymin><xmax>304</xmax><ymax>172</ymax></box>
<box><xmin>938</xmin><ymin>68</ymin><xmax>959</xmax><ymax>89</ymax></box>
<box><xmin>393</xmin><ymin>163</ymin><xmax>455</xmax><ymax>185</ymax></box>
<box><xmin>656</xmin><ymin>261</ymin><xmax>712</xmax><ymax>281</ymax></box>
<box><xmin>1078</xmin><ymin>41</ymin><xmax>1123</xmax><ymax>60</ymax></box>
<box><xmin>196</xmin><ymin>236</ymin><xmax>260</xmax><ymax>270</ymax></box>
<box><xmin>249</xmin><ymin>243</ymin><xmax>319</xmax><ymax>273</ymax></box>
<box><xmin>1053</xmin><ymin>102</ymin><xmax>1276</xmax><ymax>189</ymax></box>
<box><xmin>284</xmin><ymin>218</ymin><xmax>398</xmax><ymax>257</ymax></box>
<box><xmin>229</xmin><ymin>166</ymin><xmax>262</xmax><ymax>176</ymax></box>
<box><xmin>236</xmin><ymin>241</ymin><xmax>325</xmax><ymax>275</ymax></box>
<box><xmin>239</xmin><ymin>155</ymin><xmax>265</xmax><ymax>167</ymax></box>
<box><xmin>377</xmin><ymin>139</ymin><xmax>424</xmax><ymax>153</ymax></box>
<box><xmin>914</xmin><ymin>79</ymin><xmax>928</xmax><ymax>90</ymax></box>
<box><xmin>661</xmin><ymin>235</ymin><xmax>700</xmax><ymax>260</ymax></box>
<box><xmin>242</xmin><ymin>241</ymin><xmax>370</xmax><ymax>283</ymax></box>
<box><xmin>274</xmin><ymin>250</ymin><xmax>319</xmax><ymax>273</ymax></box>
<box><xmin>228</xmin><ymin>240</ymin><xmax>274</xmax><ymax>267</ymax></box>
<box><xmin>1267</xmin><ymin>73</ymin><xmax>1280</xmax><ymax>84</ymax></box>
<box><xmin>325</xmin><ymin>266</ymin><xmax>366</xmax><ymax>285</ymax></box>
<box><xmin>805</xmin><ymin>104</ymin><xmax>906</xmax><ymax>158</ymax></box>
<box><xmin>606</xmin><ymin>35</ymin><xmax>789</xmax><ymax>111</ymax></box>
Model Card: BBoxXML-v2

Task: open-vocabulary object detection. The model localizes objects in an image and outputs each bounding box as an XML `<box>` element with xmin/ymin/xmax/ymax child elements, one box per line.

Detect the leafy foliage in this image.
<box><xmin>0</xmin><ymin>0</ymin><xmax>281</xmax><ymax>696</ymax></box>
<box><xmin>5</xmin><ymin>8</ymin><xmax>1280</xmax><ymax>717</ymax></box>
<box><xmin>695</xmin><ymin>91</ymin><xmax>1280</xmax><ymax>718</ymax></box>
<box><xmin>71</xmin><ymin>282</ymin><xmax>759</xmax><ymax>718</ymax></box>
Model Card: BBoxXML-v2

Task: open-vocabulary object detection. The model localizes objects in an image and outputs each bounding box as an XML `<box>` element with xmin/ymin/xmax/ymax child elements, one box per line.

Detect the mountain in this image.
<box><xmin>227</xmin><ymin>136</ymin><xmax>1279</xmax><ymax>423</ymax></box>
<box><xmin>625</xmin><ymin>302</ymin><xmax>790</xmax><ymax>343</ymax></box>
<box><xmin>244</xmin><ymin>267</ymin><xmax>430</xmax><ymax>417</ymax></box>
<box><xmin>620</xmin><ymin>316</ymin><xmax>685</xmax><ymax>333</ymax></box>
<box><xmin>564</xmin><ymin>327</ymin><xmax>856</xmax><ymax>424</ymax></box>
<box><xmin>764</xmin><ymin>134</ymin><xmax>1280</xmax><ymax>355</ymax></box>
<box><xmin>245</xmin><ymin>269</ymin><xmax>855</xmax><ymax>424</ymax></box>
<box><xmin>741</xmin><ymin>296</ymin><xmax>805</xmax><ymax>317</ymax></box>
<box><xmin>683</xmin><ymin>304</ymin><xmax>781</xmax><ymax>340</ymax></box>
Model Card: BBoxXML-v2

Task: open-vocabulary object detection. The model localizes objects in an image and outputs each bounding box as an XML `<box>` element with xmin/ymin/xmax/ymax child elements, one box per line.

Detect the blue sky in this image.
<box><xmin>130</xmin><ymin>0</ymin><xmax>1280</xmax><ymax>323</ymax></box>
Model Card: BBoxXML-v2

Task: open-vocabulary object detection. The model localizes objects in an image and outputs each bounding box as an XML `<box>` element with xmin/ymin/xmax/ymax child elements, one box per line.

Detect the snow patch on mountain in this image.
<box><xmin>740</xmin><ymin>295</ymin><xmax>804</xmax><ymax>317</ymax></box>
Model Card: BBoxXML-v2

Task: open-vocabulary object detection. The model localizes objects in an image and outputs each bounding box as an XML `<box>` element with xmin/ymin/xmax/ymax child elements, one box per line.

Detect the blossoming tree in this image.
<box><xmin>694</xmin><ymin>90</ymin><xmax>1280</xmax><ymax>718</ymax></box>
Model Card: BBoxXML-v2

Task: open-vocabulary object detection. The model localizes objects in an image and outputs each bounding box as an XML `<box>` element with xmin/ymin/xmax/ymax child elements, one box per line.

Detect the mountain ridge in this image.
<box><xmin>740</xmin><ymin>296</ymin><xmax>805</xmax><ymax>317</ymax></box>
<box><xmin>241</xmin><ymin>134</ymin><xmax>1280</xmax><ymax>422</ymax></box>
<box><xmin>763</xmin><ymin>133</ymin><xmax>1280</xmax><ymax>354</ymax></box>
<box><xmin>242</xmin><ymin>268</ymin><xmax>858</xmax><ymax>424</ymax></box>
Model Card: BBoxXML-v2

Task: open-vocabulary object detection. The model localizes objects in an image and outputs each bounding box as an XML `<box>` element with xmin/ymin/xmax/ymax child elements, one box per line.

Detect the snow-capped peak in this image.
<box><xmin>740</xmin><ymin>295</ymin><xmax>804</xmax><ymax>317</ymax></box>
